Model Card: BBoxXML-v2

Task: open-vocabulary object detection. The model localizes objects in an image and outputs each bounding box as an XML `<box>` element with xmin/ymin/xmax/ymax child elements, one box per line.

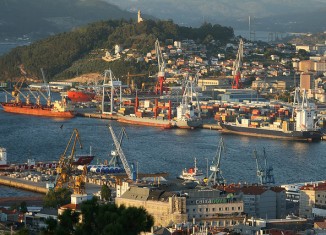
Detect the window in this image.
<box><xmin>206</xmin><ymin>208</ymin><xmax>209</xmax><ymax>212</ymax></box>
<box><xmin>193</xmin><ymin>209</ymin><xmax>196</xmax><ymax>212</ymax></box>
<box><xmin>232</xmin><ymin>207</ymin><xmax>235</xmax><ymax>211</ymax></box>
<box><xmin>212</xmin><ymin>208</ymin><xmax>215</xmax><ymax>212</ymax></box>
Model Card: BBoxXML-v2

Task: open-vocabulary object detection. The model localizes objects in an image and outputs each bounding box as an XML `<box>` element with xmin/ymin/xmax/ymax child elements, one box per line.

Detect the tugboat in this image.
<box><xmin>177</xmin><ymin>158</ymin><xmax>205</xmax><ymax>183</ymax></box>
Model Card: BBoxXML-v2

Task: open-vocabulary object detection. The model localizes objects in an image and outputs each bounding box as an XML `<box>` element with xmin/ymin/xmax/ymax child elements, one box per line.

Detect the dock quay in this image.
<box><xmin>0</xmin><ymin>174</ymin><xmax>102</xmax><ymax>195</ymax></box>
<box><xmin>0</xmin><ymin>175</ymin><xmax>48</xmax><ymax>194</ymax></box>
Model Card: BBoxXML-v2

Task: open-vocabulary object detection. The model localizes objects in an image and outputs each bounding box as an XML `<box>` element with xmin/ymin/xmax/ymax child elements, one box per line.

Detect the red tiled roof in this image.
<box><xmin>241</xmin><ymin>186</ymin><xmax>268</xmax><ymax>195</ymax></box>
<box><xmin>60</xmin><ymin>204</ymin><xmax>80</xmax><ymax>211</ymax></box>
<box><xmin>315</xmin><ymin>221</ymin><xmax>326</xmax><ymax>229</ymax></box>
<box><xmin>300</xmin><ymin>182</ymin><xmax>326</xmax><ymax>191</ymax></box>
<box><xmin>270</xmin><ymin>186</ymin><xmax>286</xmax><ymax>193</ymax></box>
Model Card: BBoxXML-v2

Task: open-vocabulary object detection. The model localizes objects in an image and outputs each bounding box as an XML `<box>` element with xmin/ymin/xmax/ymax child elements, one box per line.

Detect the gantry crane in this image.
<box><xmin>109</xmin><ymin>125</ymin><xmax>134</xmax><ymax>181</ymax></box>
<box><xmin>154</xmin><ymin>39</ymin><xmax>167</xmax><ymax>95</ymax></box>
<box><xmin>207</xmin><ymin>137</ymin><xmax>226</xmax><ymax>186</ymax></box>
<box><xmin>54</xmin><ymin>129</ymin><xmax>83</xmax><ymax>191</ymax></box>
<box><xmin>253</xmin><ymin>148</ymin><xmax>275</xmax><ymax>185</ymax></box>
<box><xmin>232</xmin><ymin>39</ymin><xmax>244</xmax><ymax>89</ymax></box>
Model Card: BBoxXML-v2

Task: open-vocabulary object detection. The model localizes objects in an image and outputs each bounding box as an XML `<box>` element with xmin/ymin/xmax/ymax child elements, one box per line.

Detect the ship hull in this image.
<box><xmin>220</xmin><ymin>122</ymin><xmax>322</xmax><ymax>141</ymax></box>
<box><xmin>1</xmin><ymin>103</ymin><xmax>75</xmax><ymax>118</ymax></box>
<box><xmin>117</xmin><ymin>115</ymin><xmax>173</xmax><ymax>129</ymax></box>
<box><xmin>117</xmin><ymin>115</ymin><xmax>202</xmax><ymax>129</ymax></box>
<box><xmin>176</xmin><ymin>119</ymin><xmax>203</xmax><ymax>129</ymax></box>
<box><xmin>67</xmin><ymin>90</ymin><xmax>96</xmax><ymax>102</ymax></box>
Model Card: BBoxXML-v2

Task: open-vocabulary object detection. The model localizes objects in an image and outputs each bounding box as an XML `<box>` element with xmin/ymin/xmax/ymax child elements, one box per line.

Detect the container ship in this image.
<box><xmin>116</xmin><ymin>77</ymin><xmax>202</xmax><ymax>129</ymax></box>
<box><xmin>219</xmin><ymin>90</ymin><xmax>322</xmax><ymax>141</ymax></box>
<box><xmin>220</xmin><ymin>122</ymin><xmax>322</xmax><ymax>141</ymax></box>
<box><xmin>1</xmin><ymin>95</ymin><xmax>75</xmax><ymax>118</ymax></box>
<box><xmin>117</xmin><ymin>98</ymin><xmax>202</xmax><ymax>129</ymax></box>
<box><xmin>67</xmin><ymin>89</ymin><xmax>96</xmax><ymax>102</ymax></box>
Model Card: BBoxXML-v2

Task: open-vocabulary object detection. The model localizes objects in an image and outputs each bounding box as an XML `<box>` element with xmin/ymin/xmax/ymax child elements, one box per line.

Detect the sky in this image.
<box><xmin>102</xmin><ymin>0</ymin><xmax>326</xmax><ymax>32</ymax></box>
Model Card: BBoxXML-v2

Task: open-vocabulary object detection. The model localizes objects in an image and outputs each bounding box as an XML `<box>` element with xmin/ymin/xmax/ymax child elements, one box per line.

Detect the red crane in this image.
<box><xmin>232</xmin><ymin>39</ymin><xmax>244</xmax><ymax>89</ymax></box>
<box><xmin>154</xmin><ymin>39</ymin><xmax>168</xmax><ymax>95</ymax></box>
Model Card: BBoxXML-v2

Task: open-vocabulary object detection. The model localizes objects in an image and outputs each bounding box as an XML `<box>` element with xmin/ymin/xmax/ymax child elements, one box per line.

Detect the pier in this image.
<box><xmin>0</xmin><ymin>176</ymin><xmax>48</xmax><ymax>194</ymax></box>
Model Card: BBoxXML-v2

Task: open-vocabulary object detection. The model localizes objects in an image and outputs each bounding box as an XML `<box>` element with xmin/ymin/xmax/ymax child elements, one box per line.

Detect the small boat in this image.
<box><xmin>177</xmin><ymin>158</ymin><xmax>205</xmax><ymax>183</ymax></box>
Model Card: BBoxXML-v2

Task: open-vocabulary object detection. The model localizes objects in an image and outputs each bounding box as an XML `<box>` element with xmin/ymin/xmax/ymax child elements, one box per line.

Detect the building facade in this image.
<box><xmin>115</xmin><ymin>186</ymin><xmax>187</xmax><ymax>227</ymax></box>
<box><xmin>185</xmin><ymin>189</ymin><xmax>245</xmax><ymax>227</ymax></box>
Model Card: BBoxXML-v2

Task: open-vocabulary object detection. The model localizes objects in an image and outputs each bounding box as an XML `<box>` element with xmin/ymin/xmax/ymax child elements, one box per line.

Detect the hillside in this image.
<box><xmin>0</xmin><ymin>0</ymin><xmax>137</xmax><ymax>39</ymax></box>
<box><xmin>0</xmin><ymin>20</ymin><xmax>234</xmax><ymax>83</ymax></box>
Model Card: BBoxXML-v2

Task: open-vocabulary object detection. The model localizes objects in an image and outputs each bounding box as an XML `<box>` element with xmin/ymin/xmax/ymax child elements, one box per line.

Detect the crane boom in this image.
<box><xmin>155</xmin><ymin>39</ymin><xmax>167</xmax><ymax>95</ymax></box>
<box><xmin>108</xmin><ymin>125</ymin><xmax>132</xmax><ymax>180</ymax></box>
<box><xmin>207</xmin><ymin>137</ymin><xmax>226</xmax><ymax>186</ymax></box>
<box><xmin>232</xmin><ymin>39</ymin><xmax>244</xmax><ymax>89</ymax></box>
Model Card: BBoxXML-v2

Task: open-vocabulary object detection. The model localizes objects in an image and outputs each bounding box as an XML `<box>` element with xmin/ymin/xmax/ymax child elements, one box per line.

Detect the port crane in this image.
<box><xmin>207</xmin><ymin>137</ymin><xmax>226</xmax><ymax>186</ymax></box>
<box><xmin>154</xmin><ymin>39</ymin><xmax>168</xmax><ymax>95</ymax></box>
<box><xmin>11</xmin><ymin>65</ymin><xmax>28</xmax><ymax>102</ymax></box>
<box><xmin>108</xmin><ymin>125</ymin><xmax>134</xmax><ymax>181</ymax></box>
<box><xmin>253</xmin><ymin>148</ymin><xmax>275</xmax><ymax>185</ymax></box>
<box><xmin>109</xmin><ymin>127</ymin><xmax>128</xmax><ymax>168</ymax></box>
<box><xmin>232</xmin><ymin>39</ymin><xmax>244</xmax><ymax>89</ymax></box>
<box><xmin>40</xmin><ymin>68</ymin><xmax>51</xmax><ymax>106</ymax></box>
<box><xmin>54</xmin><ymin>129</ymin><xmax>83</xmax><ymax>191</ymax></box>
<box><xmin>101</xmin><ymin>69</ymin><xmax>122</xmax><ymax>114</ymax></box>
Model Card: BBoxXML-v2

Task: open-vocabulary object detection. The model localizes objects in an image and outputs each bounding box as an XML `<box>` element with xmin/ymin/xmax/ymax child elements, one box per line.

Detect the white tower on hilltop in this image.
<box><xmin>0</xmin><ymin>148</ymin><xmax>7</xmax><ymax>165</ymax></box>
<box><xmin>138</xmin><ymin>10</ymin><xmax>143</xmax><ymax>23</ymax></box>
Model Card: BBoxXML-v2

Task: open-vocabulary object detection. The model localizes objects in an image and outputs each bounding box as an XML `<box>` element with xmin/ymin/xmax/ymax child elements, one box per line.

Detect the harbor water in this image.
<box><xmin>0</xmin><ymin>90</ymin><xmax>326</xmax><ymax>198</ymax></box>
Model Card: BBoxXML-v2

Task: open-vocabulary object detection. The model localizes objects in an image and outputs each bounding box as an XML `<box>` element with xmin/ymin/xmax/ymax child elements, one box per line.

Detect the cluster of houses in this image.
<box><xmin>101</xmin><ymin>34</ymin><xmax>326</xmax><ymax>103</ymax></box>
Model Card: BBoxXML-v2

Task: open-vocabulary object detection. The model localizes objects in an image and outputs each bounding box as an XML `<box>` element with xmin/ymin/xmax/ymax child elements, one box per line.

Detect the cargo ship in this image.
<box><xmin>117</xmin><ymin>113</ymin><xmax>202</xmax><ymax>129</ymax></box>
<box><xmin>117</xmin><ymin>115</ymin><xmax>174</xmax><ymax>129</ymax></box>
<box><xmin>220</xmin><ymin>90</ymin><xmax>322</xmax><ymax>141</ymax></box>
<box><xmin>67</xmin><ymin>88</ymin><xmax>96</xmax><ymax>102</ymax></box>
<box><xmin>117</xmin><ymin>77</ymin><xmax>202</xmax><ymax>129</ymax></box>
<box><xmin>1</xmin><ymin>95</ymin><xmax>75</xmax><ymax>118</ymax></box>
<box><xmin>0</xmin><ymin>148</ymin><xmax>94</xmax><ymax>171</ymax></box>
<box><xmin>220</xmin><ymin>122</ymin><xmax>322</xmax><ymax>141</ymax></box>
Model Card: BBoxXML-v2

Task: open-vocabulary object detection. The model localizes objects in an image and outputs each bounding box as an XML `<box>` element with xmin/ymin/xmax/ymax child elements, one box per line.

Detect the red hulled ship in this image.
<box><xmin>67</xmin><ymin>89</ymin><xmax>96</xmax><ymax>102</ymax></box>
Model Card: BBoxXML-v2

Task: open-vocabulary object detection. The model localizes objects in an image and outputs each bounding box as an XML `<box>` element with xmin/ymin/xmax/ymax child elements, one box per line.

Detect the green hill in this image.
<box><xmin>0</xmin><ymin>20</ymin><xmax>234</xmax><ymax>83</ymax></box>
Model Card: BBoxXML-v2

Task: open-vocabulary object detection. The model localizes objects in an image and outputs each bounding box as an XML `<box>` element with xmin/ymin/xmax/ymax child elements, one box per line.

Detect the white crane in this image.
<box><xmin>232</xmin><ymin>39</ymin><xmax>244</xmax><ymax>89</ymax></box>
<box><xmin>109</xmin><ymin>127</ymin><xmax>128</xmax><ymax>168</ymax></box>
<box><xmin>207</xmin><ymin>137</ymin><xmax>226</xmax><ymax>186</ymax></box>
<box><xmin>155</xmin><ymin>39</ymin><xmax>166</xmax><ymax>95</ymax></box>
<box><xmin>108</xmin><ymin>125</ymin><xmax>133</xmax><ymax>180</ymax></box>
<box><xmin>41</xmin><ymin>68</ymin><xmax>51</xmax><ymax>98</ymax></box>
<box><xmin>101</xmin><ymin>69</ymin><xmax>122</xmax><ymax>114</ymax></box>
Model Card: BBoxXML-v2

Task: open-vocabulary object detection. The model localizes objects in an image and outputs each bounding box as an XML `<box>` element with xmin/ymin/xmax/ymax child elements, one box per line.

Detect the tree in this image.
<box><xmin>43</xmin><ymin>188</ymin><xmax>72</xmax><ymax>208</ymax></box>
<box><xmin>74</xmin><ymin>200</ymin><xmax>154</xmax><ymax>235</ymax></box>
<box><xmin>20</xmin><ymin>201</ymin><xmax>28</xmax><ymax>213</ymax></box>
<box><xmin>42</xmin><ymin>217</ymin><xmax>58</xmax><ymax>235</ymax></box>
<box><xmin>56</xmin><ymin>209</ymin><xmax>80</xmax><ymax>235</ymax></box>
<box><xmin>101</xmin><ymin>184</ymin><xmax>111</xmax><ymax>201</ymax></box>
